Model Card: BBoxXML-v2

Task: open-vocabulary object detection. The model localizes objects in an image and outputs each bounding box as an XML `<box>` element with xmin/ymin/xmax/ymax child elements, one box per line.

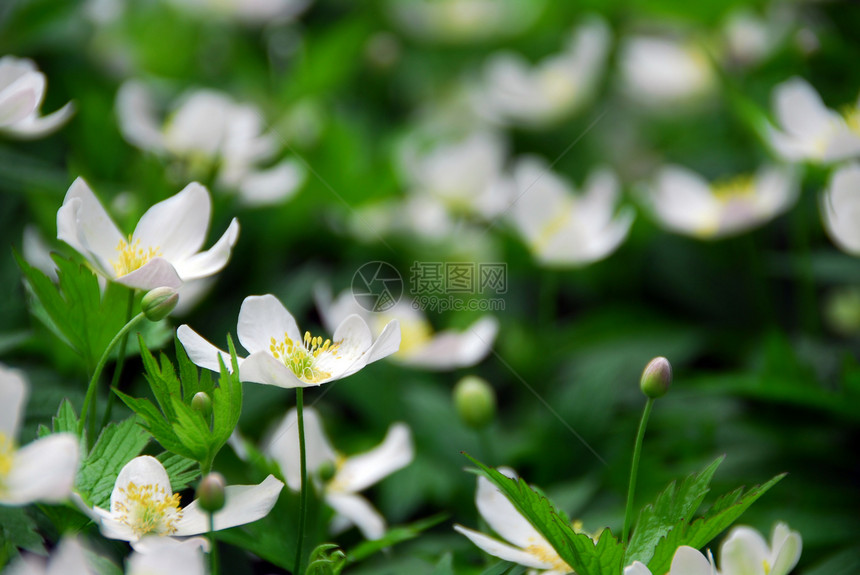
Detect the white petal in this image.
<box><xmin>333</xmin><ymin>423</ymin><xmax>413</xmax><ymax>493</ymax></box>
<box><xmin>172</xmin><ymin>218</ymin><xmax>239</xmax><ymax>281</ymax></box>
<box><xmin>264</xmin><ymin>407</ymin><xmax>336</xmax><ymax>491</ymax></box>
<box><xmin>0</xmin><ymin>363</ymin><xmax>27</xmax><ymax>437</ymax></box>
<box><xmin>46</xmin><ymin>537</ymin><xmax>95</xmax><ymax>575</ymax></box>
<box><xmin>176</xmin><ymin>325</ymin><xmax>236</xmax><ymax>373</ymax></box>
<box><xmin>669</xmin><ymin>546</ymin><xmax>716</xmax><ymax>575</ymax></box>
<box><xmin>237</xmin><ymin>294</ymin><xmax>301</xmax><ymax>355</ymax></box>
<box><xmin>474</xmin><ymin>471</ymin><xmax>547</xmax><ymax>551</ymax></box>
<box><xmin>115</xmin><ymin>81</ymin><xmax>167</xmax><ymax>152</ymax></box>
<box><xmin>2</xmin><ymin>433</ymin><xmax>79</xmax><ymax>505</ymax></box>
<box><xmin>363</xmin><ymin>319</ymin><xmax>401</xmax><ymax>365</ymax></box>
<box><xmin>770</xmin><ymin>523</ymin><xmax>802</xmax><ymax>575</ymax></box>
<box><xmin>111</xmin><ymin>456</ymin><xmax>173</xmax><ymax>512</ymax></box>
<box><xmin>624</xmin><ymin>561</ymin><xmax>653</xmax><ymax>575</ymax></box>
<box><xmin>3</xmin><ymin>101</ymin><xmax>74</xmax><ymax>139</ymax></box>
<box><xmin>94</xmin><ymin>506</ymin><xmax>137</xmax><ymax>541</ymax></box>
<box><xmin>822</xmin><ymin>163</ymin><xmax>860</xmax><ymax>254</ymax></box>
<box><xmin>173</xmin><ymin>475</ymin><xmax>283</xmax><ymax>536</ymax></box>
<box><xmin>322</xmin><ymin>314</ymin><xmax>374</xmax><ymax>379</ymax></box>
<box><xmin>237</xmin><ymin>160</ymin><xmax>305</xmax><ymax>207</ymax></box>
<box><xmin>325</xmin><ymin>492</ymin><xmax>386</xmax><ymax>540</ymax></box>
<box><xmin>239</xmin><ymin>350</ymin><xmax>307</xmax><ymax>388</ymax></box>
<box><xmin>650</xmin><ymin>165</ymin><xmax>719</xmax><ymax>236</ymax></box>
<box><xmin>399</xmin><ymin>316</ymin><xmax>498</xmax><ymax>370</ymax></box>
<box><xmin>22</xmin><ymin>225</ymin><xmax>59</xmax><ymax>282</ymax></box>
<box><xmin>133</xmin><ymin>182</ymin><xmax>211</xmax><ymax>261</ymax></box>
<box><xmin>719</xmin><ymin>527</ymin><xmax>770</xmax><ymax>575</ymax></box>
<box><xmin>115</xmin><ymin>257</ymin><xmax>182</xmax><ymax>290</ymax></box>
<box><xmin>773</xmin><ymin>77</ymin><xmax>835</xmax><ymax>139</ymax></box>
<box><xmin>0</xmin><ymin>72</ymin><xmax>43</xmax><ymax>127</ymax></box>
<box><xmin>127</xmin><ymin>537</ymin><xmax>208</xmax><ymax>575</ymax></box>
<box><xmin>453</xmin><ymin>524</ymin><xmax>556</xmax><ymax>569</ymax></box>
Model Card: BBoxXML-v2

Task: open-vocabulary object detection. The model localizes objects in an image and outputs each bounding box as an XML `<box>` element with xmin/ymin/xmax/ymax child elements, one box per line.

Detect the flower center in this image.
<box><xmin>0</xmin><ymin>433</ymin><xmax>15</xmax><ymax>485</ymax></box>
<box><xmin>113</xmin><ymin>481</ymin><xmax>183</xmax><ymax>537</ymax></box>
<box><xmin>269</xmin><ymin>331</ymin><xmax>339</xmax><ymax>383</ymax></box>
<box><xmin>113</xmin><ymin>235</ymin><xmax>161</xmax><ymax>277</ymax></box>
<box><xmin>711</xmin><ymin>174</ymin><xmax>756</xmax><ymax>202</ymax></box>
<box><xmin>843</xmin><ymin>106</ymin><xmax>860</xmax><ymax>135</ymax></box>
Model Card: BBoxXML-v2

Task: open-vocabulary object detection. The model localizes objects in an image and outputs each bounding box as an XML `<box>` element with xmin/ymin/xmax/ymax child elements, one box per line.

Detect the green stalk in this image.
<box><xmin>622</xmin><ymin>397</ymin><xmax>654</xmax><ymax>547</ymax></box>
<box><xmin>294</xmin><ymin>387</ymin><xmax>308</xmax><ymax>575</ymax></box>
<box><xmin>209</xmin><ymin>512</ymin><xmax>219</xmax><ymax>575</ymax></box>
<box><xmin>101</xmin><ymin>290</ymin><xmax>136</xmax><ymax>429</ymax></box>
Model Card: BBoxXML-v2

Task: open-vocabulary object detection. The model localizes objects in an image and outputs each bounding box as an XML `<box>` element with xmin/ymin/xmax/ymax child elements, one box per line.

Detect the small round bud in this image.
<box><xmin>196</xmin><ymin>472</ymin><xmax>226</xmax><ymax>513</ymax></box>
<box><xmin>824</xmin><ymin>287</ymin><xmax>860</xmax><ymax>336</ymax></box>
<box><xmin>141</xmin><ymin>287</ymin><xmax>179</xmax><ymax>321</ymax></box>
<box><xmin>453</xmin><ymin>376</ymin><xmax>496</xmax><ymax>430</ymax></box>
<box><xmin>640</xmin><ymin>357</ymin><xmax>672</xmax><ymax>399</ymax></box>
<box><xmin>191</xmin><ymin>392</ymin><xmax>212</xmax><ymax>419</ymax></box>
<box><xmin>317</xmin><ymin>460</ymin><xmax>336</xmax><ymax>483</ymax></box>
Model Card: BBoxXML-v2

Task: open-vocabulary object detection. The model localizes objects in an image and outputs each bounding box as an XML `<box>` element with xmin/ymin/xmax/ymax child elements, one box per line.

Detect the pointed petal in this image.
<box><xmin>115</xmin><ymin>81</ymin><xmax>167</xmax><ymax>152</ymax></box>
<box><xmin>321</xmin><ymin>314</ymin><xmax>374</xmax><ymax>379</ymax></box>
<box><xmin>474</xmin><ymin>471</ymin><xmax>547</xmax><ymax>551</ymax></box>
<box><xmin>822</xmin><ymin>163</ymin><xmax>860</xmax><ymax>254</ymax></box>
<box><xmin>0</xmin><ymin>363</ymin><xmax>27</xmax><ymax>437</ymax></box>
<box><xmin>770</xmin><ymin>523</ymin><xmax>802</xmax><ymax>575</ymax></box>
<box><xmin>333</xmin><ymin>423</ymin><xmax>413</xmax><ymax>493</ymax></box>
<box><xmin>650</xmin><ymin>165</ymin><xmax>718</xmax><ymax>236</ymax></box>
<box><xmin>239</xmin><ymin>351</ymin><xmax>307</xmax><ymax>388</ymax></box>
<box><xmin>237</xmin><ymin>294</ymin><xmax>301</xmax><ymax>354</ymax></box>
<box><xmin>0</xmin><ymin>72</ymin><xmax>43</xmax><ymax>127</ymax></box>
<box><xmin>1</xmin><ymin>433</ymin><xmax>79</xmax><ymax>505</ymax></box>
<box><xmin>173</xmin><ymin>475</ymin><xmax>283</xmax><ymax>535</ymax></box>
<box><xmin>3</xmin><ymin>101</ymin><xmax>74</xmax><ymax>139</ymax></box>
<box><xmin>176</xmin><ymin>325</ymin><xmax>235</xmax><ymax>373</ymax></box>
<box><xmin>237</xmin><ymin>160</ymin><xmax>305</xmax><ymax>207</ymax></box>
<box><xmin>133</xmin><ymin>182</ymin><xmax>211</xmax><ymax>261</ymax></box>
<box><xmin>453</xmin><ymin>525</ymin><xmax>556</xmax><ymax>569</ymax></box>
<box><xmin>364</xmin><ymin>319</ymin><xmax>401</xmax><ymax>365</ymax></box>
<box><xmin>773</xmin><ymin>77</ymin><xmax>835</xmax><ymax>139</ymax></box>
<box><xmin>399</xmin><ymin>316</ymin><xmax>498</xmax><ymax>370</ymax></box>
<box><xmin>172</xmin><ymin>218</ymin><xmax>239</xmax><ymax>281</ymax></box>
<box><xmin>325</xmin><ymin>493</ymin><xmax>386</xmax><ymax>540</ymax></box>
<box><xmin>669</xmin><ymin>546</ymin><xmax>715</xmax><ymax>575</ymax></box>
<box><xmin>111</xmin><ymin>456</ymin><xmax>173</xmax><ymax>511</ymax></box>
<box><xmin>264</xmin><ymin>407</ymin><xmax>336</xmax><ymax>491</ymax></box>
<box><xmin>115</xmin><ymin>257</ymin><xmax>182</xmax><ymax>290</ymax></box>
<box><xmin>719</xmin><ymin>526</ymin><xmax>770</xmax><ymax>575</ymax></box>
<box><xmin>624</xmin><ymin>561</ymin><xmax>653</xmax><ymax>575</ymax></box>
<box><xmin>127</xmin><ymin>537</ymin><xmax>208</xmax><ymax>575</ymax></box>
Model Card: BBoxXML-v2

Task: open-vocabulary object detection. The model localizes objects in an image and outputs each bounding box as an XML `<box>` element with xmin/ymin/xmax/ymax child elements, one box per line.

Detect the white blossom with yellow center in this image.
<box><xmin>265</xmin><ymin>407</ymin><xmax>413</xmax><ymax>540</ymax></box>
<box><xmin>719</xmin><ymin>522</ymin><xmax>802</xmax><ymax>575</ymax></box>
<box><xmin>57</xmin><ymin>177</ymin><xmax>239</xmax><ymax>291</ymax></box>
<box><xmin>177</xmin><ymin>294</ymin><xmax>401</xmax><ymax>388</ymax></box>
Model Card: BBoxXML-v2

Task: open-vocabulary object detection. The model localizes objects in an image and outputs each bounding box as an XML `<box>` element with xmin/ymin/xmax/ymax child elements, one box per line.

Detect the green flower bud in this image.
<box><xmin>191</xmin><ymin>391</ymin><xmax>212</xmax><ymax>419</ymax></box>
<box><xmin>640</xmin><ymin>357</ymin><xmax>672</xmax><ymax>399</ymax></box>
<box><xmin>454</xmin><ymin>376</ymin><xmax>496</xmax><ymax>430</ymax></box>
<box><xmin>196</xmin><ymin>472</ymin><xmax>226</xmax><ymax>513</ymax></box>
<box><xmin>317</xmin><ymin>460</ymin><xmax>337</xmax><ymax>483</ymax></box>
<box><xmin>141</xmin><ymin>287</ymin><xmax>179</xmax><ymax>322</ymax></box>
<box><xmin>824</xmin><ymin>287</ymin><xmax>860</xmax><ymax>336</ymax></box>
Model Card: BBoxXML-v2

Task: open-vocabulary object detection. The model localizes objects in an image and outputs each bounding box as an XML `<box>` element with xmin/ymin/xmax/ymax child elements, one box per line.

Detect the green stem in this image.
<box><xmin>623</xmin><ymin>397</ymin><xmax>654</xmax><ymax>547</ymax></box>
<box><xmin>209</xmin><ymin>512</ymin><xmax>219</xmax><ymax>575</ymax></box>
<box><xmin>294</xmin><ymin>388</ymin><xmax>308</xmax><ymax>575</ymax></box>
<box><xmin>101</xmin><ymin>291</ymin><xmax>136</xmax><ymax>429</ymax></box>
<box><xmin>78</xmin><ymin>311</ymin><xmax>147</xmax><ymax>437</ymax></box>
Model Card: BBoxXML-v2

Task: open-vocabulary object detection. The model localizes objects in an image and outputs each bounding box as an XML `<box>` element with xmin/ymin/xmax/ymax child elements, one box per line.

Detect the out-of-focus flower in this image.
<box><xmin>22</xmin><ymin>225</ymin><xmax>59</xmax><ymax>283</ymax></box>
<box><xmin>178</xmin><ymin>294</ymin><xmax>400</xmax><ymax>388</ymax></box>
<box><xmin>720</xmin><ymin>522</ymin><xmax>802</xmax><ymax>575</ymax></box>
<box><xmin>767</xmin><ymin>77</ymin><xmax>860</xmax><ymax>163</ymax></box>
<box><xmin>164</xmin><ymin>0</ymin><xmax>312</xmax><ymax>24</ymax></box>
<box><xmin>127</xmin><ymin>537</ymin><xmax>207</xmax><ymax>575</ymax></box>
<box><xmin>116</xmin><ymin>81</ymin><xmax>305</xmax><ymax>206</ymax></box>
<box><xmin>57</xmin><ymin>178</ymin><xmax>239</xmax><ymax>291</ymax></box>
<box><xmin>509</xmin><ymin>157</ymin><xmax>634</xmax><ymax>266</ymax></box>
<box><xmin>821</xmin><ymin>163</ymin><xmax>860</xmax><ymax>255</ymax></box>
<box><xmin>454</xmin><ymin>468</ymin><xmax>573</xmax><ymax>575</ymax></box>
<box><xmin>721</xmin><ymin>7</ymin><xmax>791</xmax><ymax>68</ymax></box>
<box><xmin>86</xmin><ymin>456</ymin><xmax>283</xmax><ymax>546</ymax></box>
<box><xmin>1</xmin><ymin>364</ymin><xmax>79</xmax><ymax>506</ymax></box>
<box><xmin>645</xmin><ymin>164</ymin><xmax>797</xmax><ymax>239</ymax></box>
<box><xmin>265</xmin><ymin>407</ymin><xmax>413</xmax><ymax>540</ymax></box>
<box><xmin>619</xmin><ymin>36</ymin><xmax>716</xmax><ymax>109</ymax></box>
<box><xmin>0</xmin><ymin>56</ymin><xmax>73</xmax><ymax>139</ymax></box>
<box><xmin>624</xmin><ymin>546</ymin><xmax>717</xmax><ymax>575</ymax></box>
<box><xmin>3</xmin><ymin>537</ymin><xmax>99</xmax><ymax>575</ymax></box>
<box><xmin>471</xmin><ymin>17</ymin><xmax>611</xmax><ymax>127</ymax></box>
<box><xmin>316</xmin><ymin>287</ymin><xmax>497</xmax><ymax>371</ymax></box>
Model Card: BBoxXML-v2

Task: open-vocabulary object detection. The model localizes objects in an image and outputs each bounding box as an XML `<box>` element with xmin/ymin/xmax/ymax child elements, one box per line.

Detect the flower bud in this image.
<box><xmin>640</xmin><ymin>357</ymin><xmax>672</xmax><ymax>399</ymax></box>
<box><xmin>141</xmin><ymin>287</ymin><xmax>178</xmax><ymax>321</ymax></box>
<box><xmin>317</xmin><ymin>460</ymin><xmax>337</xmax><ymax>483</ymax></box>
<box><xmin>191</xmin><ymin>392</ymin><xmax>212</xmax><ymax>419</ymax></box>
<box><xmin>454</xmin><ymin>376</ymin><xmax>496</xmax><ymax>430</ymax></box>
<box><xmin>196</xmin><ymin>472</ymin><xmax>226</xmax><ymax>513</ymax></box>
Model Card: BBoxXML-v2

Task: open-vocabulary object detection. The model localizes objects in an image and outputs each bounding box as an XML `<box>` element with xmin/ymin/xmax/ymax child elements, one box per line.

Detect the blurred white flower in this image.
<box><xmin>722</xmin><ymin>7</ymin><xmax>791</xmax><ymax>68</ymax></box>
<box><xmin>127</xmin><ymin>537</ymin><xmax>208</xmax><ymax>575</ymax></box>
<box><xmin>178</xmin><ymin>294</ymin><xmax>400</xmax><ymax>388</ymax></box>
<box><xmin>767</xmin><ymin>77</ymin><xmax>860</xmax><ymax>163</ymax></box>
<box><xmin>87</xmin><ymin>456</ymin><xmax>283</xmax><ymax>546</ymax></box>
<box><xmin>3</xmin><ymin>537</ymin><xmax>99</xmax><ymax>575</ymax></box>
<box><xmin>164</xmin><ymin>0</ymin><xmax>312</xmax><ymax>24</ymax></box>
<box><xmin>454</xmin><ymin>468</ymin><xmax>572</xmax><ymax>575</ymax></box>
<box><xmin>645</xmin><ymin>164</ymin><xmax>797</xmax><ymax>239</ymax></box>
<box><xmin>821</xmin><ymin>163</ymin><xmax>860</xmax><ymax>255</ymax></box>
<box><xmin>57</xmin><ymin>177</ymin><xmax>239</xmax><ymax>290</ymax></box>
<box><xmin>0</xmin><ymin>56</ymin><xmax>73</xmax><ymax>139</ymax></box>
<box><xmin>116</xmin><ymin>81</ymin><xmax>305</xmax><ymax>206</ymax></box>
<box><xmin>509</xmin><ymin>157</ymin><xmax>634</xmax><ymax>266</ymax></box>
<box><xmin>619</xmin><ymin>36</ymin><xmax>716</xmax><ymax>109</ymax></box>
<box><xmin>316</xmin><ymin>286</ymin><xmax>498</xmax><ymax>371</ymax></box>
<box><xmin>624</xmin><ymin>546</ymin><xmax>718</xmax><ymax>575</ymax></box>
<box><xmin>265</xmin><ymin>407</ymin><xmax>413</xmax><ymax>540</ymax></box>
<box><xmin>1</xmin><ymin>364</ymin><xmax>79</xmax><ymax>506</ymax></box>
<box><xmin>472</xmin><ymin>17</ymin><xmax>611</xmax><ymax>127</ymax></box>
<box><xmin>22</xmin><ymin>225</ymin><xmax>59</xmax><ymax>283</ymax></box>
<box><xmin>720</xmin><ymin>522</ymin><xmax>801</xmax><ymax>575</ymax></box>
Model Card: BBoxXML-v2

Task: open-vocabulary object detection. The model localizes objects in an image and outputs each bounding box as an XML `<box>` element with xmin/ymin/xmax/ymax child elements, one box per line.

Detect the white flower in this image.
<box><xmin>163</xmin><ymin>0</ymin><xmax>312</xmax><ymax>24</ymax></box>
<box><xmin>645</xmin><ymin>164</ymin><xmax>797</xmax><ymax>239</ymax></box>
<box><xmin>821</xmin><ymin>162</ymin><xmax>860</xmax><ymax>255</ymax></box>
<box><xmin>265</xmin><ymin>407</ymin><xmax>413</xmax><ymax>540</ymax></box>
<box><xmin>3</xmin><ymin>537</ymin><xmax>98</xmax><ymax>575</ymax></box>
<box><xmin>721</xmin><ymin>8</ymin><xmax>791</xmax><ymax>68</ymax></box>
<box><xmin>177</xmin><ymin>294</ymin><xmax>400</xmax><ymax>388</ymax></box>
<box><xmin>116</xmin><ymin>81</ymin><xmax>305</xmax><ymax>206</ymax></box>
<box><xmin>767</xmin><ymin>77</ymin><xmax>860</xmax><ymax>164</ymax></box>
<box><xmin>624</xmin><ymin>546</ymin><xmax>717</xmax><ymax>575</ymax></box>
<box><xmin>316</xmin><ymin>286</ymin><xmax>498</xmax><ymax>371</ymax></box>
<box><xmin>471</xmin><ymin>17</ymin><xmax>611</xmax><ymax>127</ymax></box>
<box><xmin>127</xmin><ymin>537</ymin><xmax>208</xmax><ymax>575</ymax></box>
<box><xmin>720</xmin><ymin>522</ymin><xmax>801</xmax><ymax>575</ymax></box>
<box><xmin>454</xmin><ymin>468</ymin><xmax>572</xmax><ymax>575</ymax></box>
<box><xmin>0</xmin><ymin>364</ymin><xmax>79</xmax><ymax>506</ymax></box>
<box><xmin>56</xmin><ymin>177</ymin><xmax>239</xmax><ymax>291</ymax></box>
<box><xmin>509</xmin><ymin>157</ymin><xmax>634</xmax><ymax>266</ymax></box>
<box><xmin>87</xmin><ymin>456</ymin><xmax>283</xmax><ymax>546</ymax></box>
<box><xmin>0</xmin><ymin>56</ymin><xmax>73</xmax><ymax>139</ymax></box>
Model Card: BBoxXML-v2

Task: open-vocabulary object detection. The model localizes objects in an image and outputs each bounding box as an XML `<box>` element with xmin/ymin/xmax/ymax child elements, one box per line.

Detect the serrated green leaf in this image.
<box><xmin>211</xmin><ymin>340</ymin><xmax>242</xmax><ymax>448</ymax></box>
<box><xmin>52</xmin><ymin>399</ymin><xmax>80</xmax><ymax>434</ymax></box>
<box><xmin>346</xmin><ymin>514</ymin><xmax>448</xmax><ymax>563</ymax></box>
<box><xmin>138</xmin><ymin>335</ymin><xmax>179</xmax><ymax>422</ymax></box>
<box><xmin>0</xmin><ymin>506</ymin><xmax>45</xmax><ymax>557</ymax></box>
<box><xmin>114</xmin><ymin>388</ymin><xmax>193</xmax><ymax>459</ymax></box>
<box><xmin>176</xmin><ymin>337</ymin><xmax>212</xmax><ymax>403</ymax></box>
<box><xmin>306</xmin><ymin>543</ymin><xmax>347</xmax><ymax>575</ymax></box>
<box><xmin>170</xmin><ymin>397</ymin><xmax>211</xmax><ymax>462</ymax></box>
<box><xmin>158</xmin><ymin>452</ymin><xmax>200</xmax><ymax>493</ymax></box>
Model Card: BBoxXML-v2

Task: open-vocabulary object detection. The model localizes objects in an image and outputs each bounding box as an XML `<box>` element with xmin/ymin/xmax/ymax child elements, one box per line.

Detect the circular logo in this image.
<box><xmin>352</xmin><ymin>261</ymin><xmax>403</xmax><ymax>312</ymax></box>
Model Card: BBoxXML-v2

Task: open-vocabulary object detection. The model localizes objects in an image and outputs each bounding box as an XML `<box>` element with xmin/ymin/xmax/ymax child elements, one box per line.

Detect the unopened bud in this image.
<box><xmin>317</xmin><ymin>460</ymin><xmax>336</xmax><ymax>483</ymax></box>
<box><xmin>196</xmin><ymin>472</ymin><xmax>226</xmax><ymax>513</ymax></box>
<box><xmin>454</xmin><ymin>376</ymin><xmax>496</xmax><ymax>430</ymax></box>
<box><xmin>141</xmin><ymin>287</ymin><xmax>178</xmax><ymax>321</ymax></box>
<box><xmin>640</xmin><ymin>357</ymin><xmax>672</xmax><ymax>399</ymax></box>
<box><xmin>191</xmin><ymin>392</ymin><xmax>212</xmax><ymax>419</ymax></box>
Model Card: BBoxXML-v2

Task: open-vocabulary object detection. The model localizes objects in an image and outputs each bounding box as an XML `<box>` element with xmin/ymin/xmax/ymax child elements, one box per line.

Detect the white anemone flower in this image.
<box><xmin>177</xmin><ymin>294</ymin><xmax>400</xmax><ymax>388</ymax></box>
<box><xmin>316</xmin><ymin>286</ymin><xmax>498</xmax><ymax>371</ymax></box>
<box><xmin>3</xmin><ymin>537</ymin><xmax>98</xmax><ymax>575</ymax></box>
<box><xmin>454</xmin><ymin>468</ymin><xmax>573</xmax><ymax>575</ymax></box>
<box><xmin>821</xmin><ymin>163</ymin><xmax>860</xmax><ymax>255</ymax></box>
<box><xmin>86</xmin><ymin>456</ymin><xmax>283</xmax><ymax>547</ymax></box>
<box><xmin>0</xmin><ymin>364</ymin><xmax>79</xmax><ymax>506</ymax></box>
<box><xmin>127</xmin><ymin>537</ymin><xmax>208</xmax><ymax>575</ymax></box>
<box><xmin>265</xmin><ymin>407</ymin><xmax>413</xmax><ymax>540</ymax></box>
<box><xmin>0</xmin><ymin>56</ymin><xmax>73</xmax><ymax>139</ymax></box>
<box><xmin>720</xmin><ymin>522</ymin><xmax>802</xmax><ymax>575</ymax></box>
<box><xmin>472</xmin><ymin>17</ymin><xmax>611</xmax><ymax>127</ymax></box>
<box><xmin>56</xmin><ymin>177</ymin><xmax>239</xmax><ymax>291</ymax></box>
<box><xmin>624</xmin><ymin>546</ymin><xmax>718</xmax><ymax>575</ymax></box>
<box><xmin>767</xmin><ymin>77</ymin><xmax>860</xmax><ymax>164</ymax></box>
<box><xmin>509</xmin><ymin>157</ymin><xmax>634</xmax><ymax>266</ymax></box>
<box><xmin>645</xmin><ymin>164</ymin><xmax>797</xmax><ymax>239</ymax></box>
<box><xmin>721</xmin><ymin>8</ymin><xmax>791</xmax><ymax>68</ymax></box>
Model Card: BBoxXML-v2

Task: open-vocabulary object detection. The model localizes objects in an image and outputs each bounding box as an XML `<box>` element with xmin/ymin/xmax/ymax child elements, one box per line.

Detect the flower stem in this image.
<box><xmin>78</xmin><ymin>311</ymin><xmax>147</xmax><ymax>438</ymax></box>
<box><xmin>294</xmin><ymin>387</ymin><xmax>308</xmax><ymax>575</ymax></box>
<box><xmin>622</xmin><ymin>397</ymin><xmax>654</xmax><ymax>547</ymax></box>
<box><xmin>209</xmin><ymin>512</ymin><xmax>219</xmax><ymax>575</ymax></box>
<box><xmin>101</xmin><ymin>290</ymin><xmax>136</xmax><ymax>429</ymax></box>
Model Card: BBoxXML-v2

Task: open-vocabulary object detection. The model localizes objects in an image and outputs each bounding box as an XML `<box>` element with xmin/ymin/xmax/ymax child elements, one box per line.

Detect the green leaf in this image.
<box><xmin>52</xmin><ymin>399</ymin><xmax>80</xmax><ymax>435</ymax></box>
<box><xmin>478</xmin><ymin>563</ymin><xmax>526</xmax><ymax>575</ymax></box>
<box><xmin>157</xmin><ymin>452</ymin><xmax>200</xmax><ymax>493</ymax></box>
<box><xmin>430</xmin><ymin>553</ymin><xmax>455</xmax><ymax>575</ymax></box>
<box><xmin>210</xmin><ymin>336</ymin><xmax>242</xmax><ymax>448</ymax></box>
<box><xmin>0</xmin><ymin>506</ymin><xmax>45</xmax><ymax>559</ymax></box>
<box><xmin>306</xmin><ymin>543</ymin><xmax>347</xmax><ymax>575</ymax></box>
<box><xmin>170</xmin><ymin>397</ymin><xmax>211</xmax><ymax>462</ymax></box>
<box><xmin>176</xmin><ymin>337</ymin><xmax>212</xmax><ymax>403</ymax></box>
<box><xmin>346</xmin><ymin>514</ymin><xmax>448</xmax><ymax>563</ymax></box>
<box><xmin>114</xmin><ymin>388</ymin><xmax>194</xmax><ymax>460</ymax></box>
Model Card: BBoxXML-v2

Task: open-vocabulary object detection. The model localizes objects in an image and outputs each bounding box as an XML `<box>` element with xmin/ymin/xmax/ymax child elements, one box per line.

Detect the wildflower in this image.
<box><xmin>57</xmin><ymin>178</ymin><xmax>239</xmax><ymax>291</ymax></box>
<box><xmin>720</xmin><ymin>522</ymin><xmax>801</xmax><ymax>575</ymax></box>
<box><xmin>1</xmin><ymin>365</ymin><xmax>79</xmax><ymax>506</ymax></box>
<box><xmin>177</xmin><ymin>294</ymin><xmax>400</xmax><ymax>388</ymax></box>
<box><xmin>265</xmin><ymin>407</ymin><xmax>413</xmax><ymax>540</ymax></box>
<box><xmin>0</xmin><ymin>56</ymin><xmax>73</xmax><ymax>139</ymax></box>
<box><xmin>624</xmin><ymin>546</ymin><xmax>718</xmax><ymax>575</ymax></box>
<box><xmin>820</xmin><ymin>162</ymin><xmax>860</xmax><ymax>255</ymax></box>
<box><xmin>127</xmin><ymin>537</ymin><xmax>208</xmax><ymax>575</ymax></box>
<box><xmin>163</xmin><ymin>0</ymin><xmax>311</xmax><ymax>24</ymax></box>
<box><xmin>3</xmin><ymin>537</ymin><xmax>98</xmax><ymax>575</ymax></box>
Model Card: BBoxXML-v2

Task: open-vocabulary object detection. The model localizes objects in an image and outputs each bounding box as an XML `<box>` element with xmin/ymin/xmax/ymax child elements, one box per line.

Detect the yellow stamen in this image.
<box><xmin>113</xmin><ymin>481</ymin><xmax>182</xmax><ymax>537</ymax></box>
<box><xmin>113</xmin><ymin>235</ymin><xmax>161</xmax><ymax>277</ymax></box>
<box><xmin>763</xmin><ymin>559</ymin><xmax>772</xmax><ymax>575</ymax></box>
<box><xmin>394</xmin><ymin>317</ymin><xmax>433</xmax><ymax>355</ymax></box>
<box><xmin>525</xmin><ymin>543</ymin><xmax>572</xmax><ymax>571</ymax></box>
<box><xmin>0</xmin><ymin>433</ymin><xmax>15</xmax><ymax>481</ymax></box>
<box><xmin>711</xmin><ymin>174</ymin><xmax>757</xmax><ymax>202</ymax></box>
<box><xmin>843</xmin><ymin>105</ymin><xmax>860</xmax><ymax>135</ymax></box>
<box><xmin>268</xmin><ymin>330</ymin><xmax>340</xmax><ymax>383</ymax></box>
